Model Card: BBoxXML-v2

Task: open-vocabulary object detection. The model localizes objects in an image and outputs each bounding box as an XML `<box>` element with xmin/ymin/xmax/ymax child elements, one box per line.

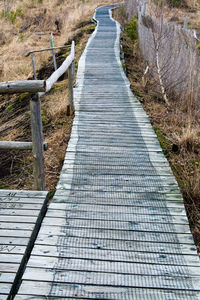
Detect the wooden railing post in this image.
<box><xmin>50</xmin><ymin>33</ymin><xmax>57</xmax><ymax>71</ymax></box>
<box><xmin>67</xmin><ymin>61</ymin><xmax>75</xmax><ymax>116</ymax></box>
<box><xmin>30</xmin><ymin>93</ymin><xmax>45</xmax><ymax>190</ymax></box>
<box><xmin>67</xmin><ymin>41</ymin><xmax>75</xmax><ymax>116</ymax></box>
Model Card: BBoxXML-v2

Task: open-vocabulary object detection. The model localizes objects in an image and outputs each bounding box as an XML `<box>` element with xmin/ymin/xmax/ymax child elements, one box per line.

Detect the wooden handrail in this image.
<box><xmin>0</xmin><ymin>80</ymin><xmax>46</xmax><ymax>94</ymax></box>
<box><xmin>0</xmin><ymin>41</ymin><xmax>75</xmax><ymax>190</ymax></box>
<box><xmin>39</xmin><ymin>41</ymin><xmax>75</xmax><ymax>95</ymax></box>
<box><xmin>0</xmin><ymin>141</ymin><xmax>48</xmax><ymax>151</ymax></box>
<box><xmin>25</xmin><ymin>45</ymin><xmax>71</xmax><ymax>57</ymax></box>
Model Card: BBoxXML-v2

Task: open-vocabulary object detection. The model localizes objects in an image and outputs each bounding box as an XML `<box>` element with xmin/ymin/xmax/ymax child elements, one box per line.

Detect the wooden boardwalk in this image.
<box><xmin>0</xmin><ymin>190</ymin><xmax>48</xmax><ymax>300</ymax></box>
<box><xmin>16</xmin><ymin>5</ymin><xmax>200</xmax><ymax>299</ymax></box>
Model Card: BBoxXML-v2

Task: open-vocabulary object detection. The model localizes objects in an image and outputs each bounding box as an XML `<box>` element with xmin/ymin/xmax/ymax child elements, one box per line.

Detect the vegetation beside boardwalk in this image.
<box><xmin>113</xmin><ymin>0</ymin><xmax>200</xmax><ymax>252</ymax></box>
<box><xmin>0</xmin><ymin>0</ymin><xmax>114</xmax><ymax>192</ymax></box>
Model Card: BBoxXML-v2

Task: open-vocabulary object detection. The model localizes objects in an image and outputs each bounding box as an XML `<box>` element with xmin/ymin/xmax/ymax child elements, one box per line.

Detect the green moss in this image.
<box><xmin>133</xmin><ymin>90</ymin><xmax>144</xmax><ymax>99</ymax></box>
<box><xmin>19</xmin><ymin>33</ymin><xmax>25</xmax><ymax>42</ymax></box>
<box><xmin>61</xmin><ymin>54</ymin><xmax>68</xmax><ymax>58</ymax></box>
<box><xmin>0</xmin><ymin>182</ymin><xmax>8</xmax><ymax>189</ymax></box>
<box><xmin>47</xmin><ymin>189</ymin><xmax>56</xmax><ymax>201</ymax></box>
<box><xmin>55</xmin><ymin>121</ymin><xmax>66</xmax><ymax>126</ymax></box>
<box><xmin>154</xmin><ymin>126</ymin><xmax>170</xmax><ymax>155</ymax></box>
<box><xmin>5</xmin><ymin>104</ymin><xmax>14</xmax><ymax>111</ymax></box>
<box><xmin>197</xmin><ymin>44</ymin><xmax>200</xmax><ymax>51</ymax></box>
<box><xmin>52</xmin><ymin>83</ymin><xmax>66</xmax><ymax>91</ymax></box>
<box><xmin>18</xmin><ymin>92</ymin><xmax>30</xmax><ymax>102</ymax></box>
<box><xmin>85</xmin><ymin>26</ymin><xmax>95</xmax><ymax>34</ymax></box>
<box><xmin>169</xmin><ymin>0</ymin><xmax>184</xmax><ymax>7</ymax></box>
<box><xmin>41</xmin><ymin>113</ymin><xmax>49</xmax><ymax>125</ymax></box>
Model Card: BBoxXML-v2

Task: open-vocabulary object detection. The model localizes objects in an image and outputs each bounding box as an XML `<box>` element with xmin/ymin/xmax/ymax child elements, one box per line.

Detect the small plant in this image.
<box><xmin>18</xmin><ymin>92</ymin><xmax>29</xmax><ymax>102</ymax></box>
<box><xmin>5</xmin><ymin>10</ymin><xmax>16</xmax><ymax>23</ymax></box>
<box><xmin>125</xmin><ymin>17</ymin><xmax>138</xmax><ymax>42</ymax></box>
<box><xmin>16</xmin><ymin>7</ymin><xmax>24</xmax><ymax>17</ymax></box>
<box><xmin>2</xmin><ymin>6</ymin><xmax>24</xmax><ymax>23</ymax></box>
<box><xmin>41</xmin><ymin>113</ymin><xmax>49</xmax><ymax>125</ymax></box>
<box><xmin>19</xmin><ymin>33</ymin><xmax>25</xmax><ymax>42</ymax></box>
<box><xmin>5</xmin><ymin>104</ymin><xmax>14</xmax><ymax>111</ymax></box>
<box><xmin>169</xmin><ymin>0</ymin><xmax>183</xmax><ymax>7</ymax></box>
<box><xmin>197</xmin><ymin>44</ymin><xmax>200</xmax><ymax>52</ymax></box>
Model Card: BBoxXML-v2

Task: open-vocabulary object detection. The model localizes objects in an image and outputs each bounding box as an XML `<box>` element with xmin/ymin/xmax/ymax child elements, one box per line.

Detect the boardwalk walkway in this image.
<box><xmin>0</xmin><ymin>190</ymin><xmax>48</xmax><ymax>300</ymax></box>
<box><xmin>16</xmin><ymin>5</ymin><xmax>200</xmax><ymax>299</ymax></box>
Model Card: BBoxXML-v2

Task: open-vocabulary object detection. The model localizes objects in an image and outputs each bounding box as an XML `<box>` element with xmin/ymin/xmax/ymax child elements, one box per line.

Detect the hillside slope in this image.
<box><xmin>0</xmin><ymin>0</ymin><xmax>115</xmax><ymax>191</ymax></box>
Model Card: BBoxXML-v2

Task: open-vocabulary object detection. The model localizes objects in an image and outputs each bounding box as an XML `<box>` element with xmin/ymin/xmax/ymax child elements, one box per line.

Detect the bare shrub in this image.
<box><xmin>125</xmin><ymin>0</ymin><xmax>200</xmax><ymax>107</ymax></box>
<box><xmin>3</xmin><ymin>0</ymin><xmax>13</xmax><ymax>13</ymax></box>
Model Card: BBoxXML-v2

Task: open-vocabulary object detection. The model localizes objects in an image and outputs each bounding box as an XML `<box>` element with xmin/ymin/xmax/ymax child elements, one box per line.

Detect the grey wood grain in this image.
<box><xmin>0</xmin><ymin>80</ymin><xmax>45</xmax><ymax>94</ymax></box>
<box><xmin>0</xmin><ymin>190</ymin><xmax>48</xmax><ymax>299</ymax></box>
<box><xmin>16</xmin><ymin>4</ymin><xmax>200</xmax><ymax>299</ymax></box>
<box><xmin>30</xmin><ymin>93</ymin><xmax>45</xmax><ymax>190</ymax></box>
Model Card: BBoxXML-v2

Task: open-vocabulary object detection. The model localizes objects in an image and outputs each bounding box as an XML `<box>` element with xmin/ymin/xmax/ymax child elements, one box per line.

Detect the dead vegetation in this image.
<box><xmin>0</xmin><ymin>0</ymin><xmax>115</xmax><ymax>191</ymax></box>
<box><xmin>114</xmin><ymin>3</ymin><xmax>200</xmax><ymax>253</ymax></box>
<box><xmin>0</xmin><ymin>0</ymin><xmax>114</xmax><ymax>81</ymax></box>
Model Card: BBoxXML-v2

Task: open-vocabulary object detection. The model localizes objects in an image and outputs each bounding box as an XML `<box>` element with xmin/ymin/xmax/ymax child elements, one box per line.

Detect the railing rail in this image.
<box><xmin>0</xmin><ymin>80</ymin><xmax>46</xmax><ymax>94</ymax></box>
<box><xmin>0</xmin><ymin>41</ymin><xmax>75</xmax><ymax>190</ymax></box>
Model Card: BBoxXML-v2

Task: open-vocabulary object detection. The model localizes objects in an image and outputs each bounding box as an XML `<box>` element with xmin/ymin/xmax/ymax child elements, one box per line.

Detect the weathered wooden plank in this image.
<box><xmin>0</xmin><ymin>284</ymin><xmax>12</xmax><ymax>295</ymax></box>
<box><xmin>0</xmin><ymin>263</ymin><xmax>19</xmax><ymax>273</ymax></box>
<box><xmin>0</xmin><ymin>202</ymin><xmax>43</xmax><ymax>209</ymax></box>
<box><xmin>29</xmin><ymin>244</ymin><xmax>200</xmax><ymax>266</ymax></box>
<box><xmin>0</xmin><ymin>222</ymin><xmax>36</xmax><ymax>230</ymax></box>
<box><xmin>15</xmin><ymin>282</ymin><xmax>200</xmax><ymax>299</ymax></box>
<box><xmin>14</xmin><ymin>282</ymin><xmax>200</xmax><ymax>299</ymax></box>
<box><xmin>44</xmin><ymin>213</ymin><xmax>189</xmax><ymax>225</ymax></box>
<box><xmin>0</xmin><ymin>216</ymin><xmax>37</xmax><ymax>223</ymax></box>
<box><xmin>26</xmin><ymin>255</ymin><xmax>200</xmax><ymax>277</ymax></box>
<box><xmin>0</xmin><ymin>254</ymin><xmax>23</xmax><ymax>265</ymax></box>
<box><xmin>38</xmin><ymin>225</ymin><xmax>195</xmax><ymax>245</ymax></box>
<box><xmin>0</xmin><ymin>190</ymin><xmax>48</xmax><ymax>299</ymax></box>
<box><xmin>0</xmin><ymin>273</ymin><xmax>16</xmax><ymax>283</ymax></box>
<box><xmin>0</xmin><ymin>190</ymin><xmax>47</xmax><ymax>197</ymax></box>
<box><xmin>0</xmin><ymin>237</ymin><xmax>29</xmax><ymax>247</ymax></box>
<box><xmin>55</xmin><ymin>183</ymin><xmax>180</xmax><ymax>194</ymax></box>
<box><xmin>0</xmin><ymin>295</ymin><xmax>9</xmax><ymax>300</ymax></box>
<box><xmin>36</xmin><ymin>234</ymin><xmax>198</xmax><ymax>255</ymax></box>
<box><xmin>0</xmin><ymin>245</ymin><xmax>26</xmax><ymax>255</ymax></box>
<box><xmin>47</xmin><ymin>203</ymin><xmax>186</xmax><ymax>215</ymax></box>
<box><xmin>0</xmin><ymin>209</ymin><xmax>41</xmax><ymax>216</ymax></box>
<box><xmin>22</xmin><ymin>267</ymin><xmax>200</xmax><ymax>290</ymax></box>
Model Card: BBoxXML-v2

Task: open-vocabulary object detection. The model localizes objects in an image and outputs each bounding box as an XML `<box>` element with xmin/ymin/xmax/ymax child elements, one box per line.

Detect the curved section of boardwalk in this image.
<box><xmin>16</xmin><ymin>5</ymin><xmax>200</xmax><ymax>299</ymax></box>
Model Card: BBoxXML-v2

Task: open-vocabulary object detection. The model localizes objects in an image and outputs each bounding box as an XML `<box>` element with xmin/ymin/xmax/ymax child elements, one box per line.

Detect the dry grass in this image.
<box><xmin>0</xmin><ymin>0</ymin><xmax>115</xmax><ymax>81</ymax></box>
<box><xmin>145</xmin><ymin>0</ymin><xmax>200</xmax><ymax>33</ymax></box>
